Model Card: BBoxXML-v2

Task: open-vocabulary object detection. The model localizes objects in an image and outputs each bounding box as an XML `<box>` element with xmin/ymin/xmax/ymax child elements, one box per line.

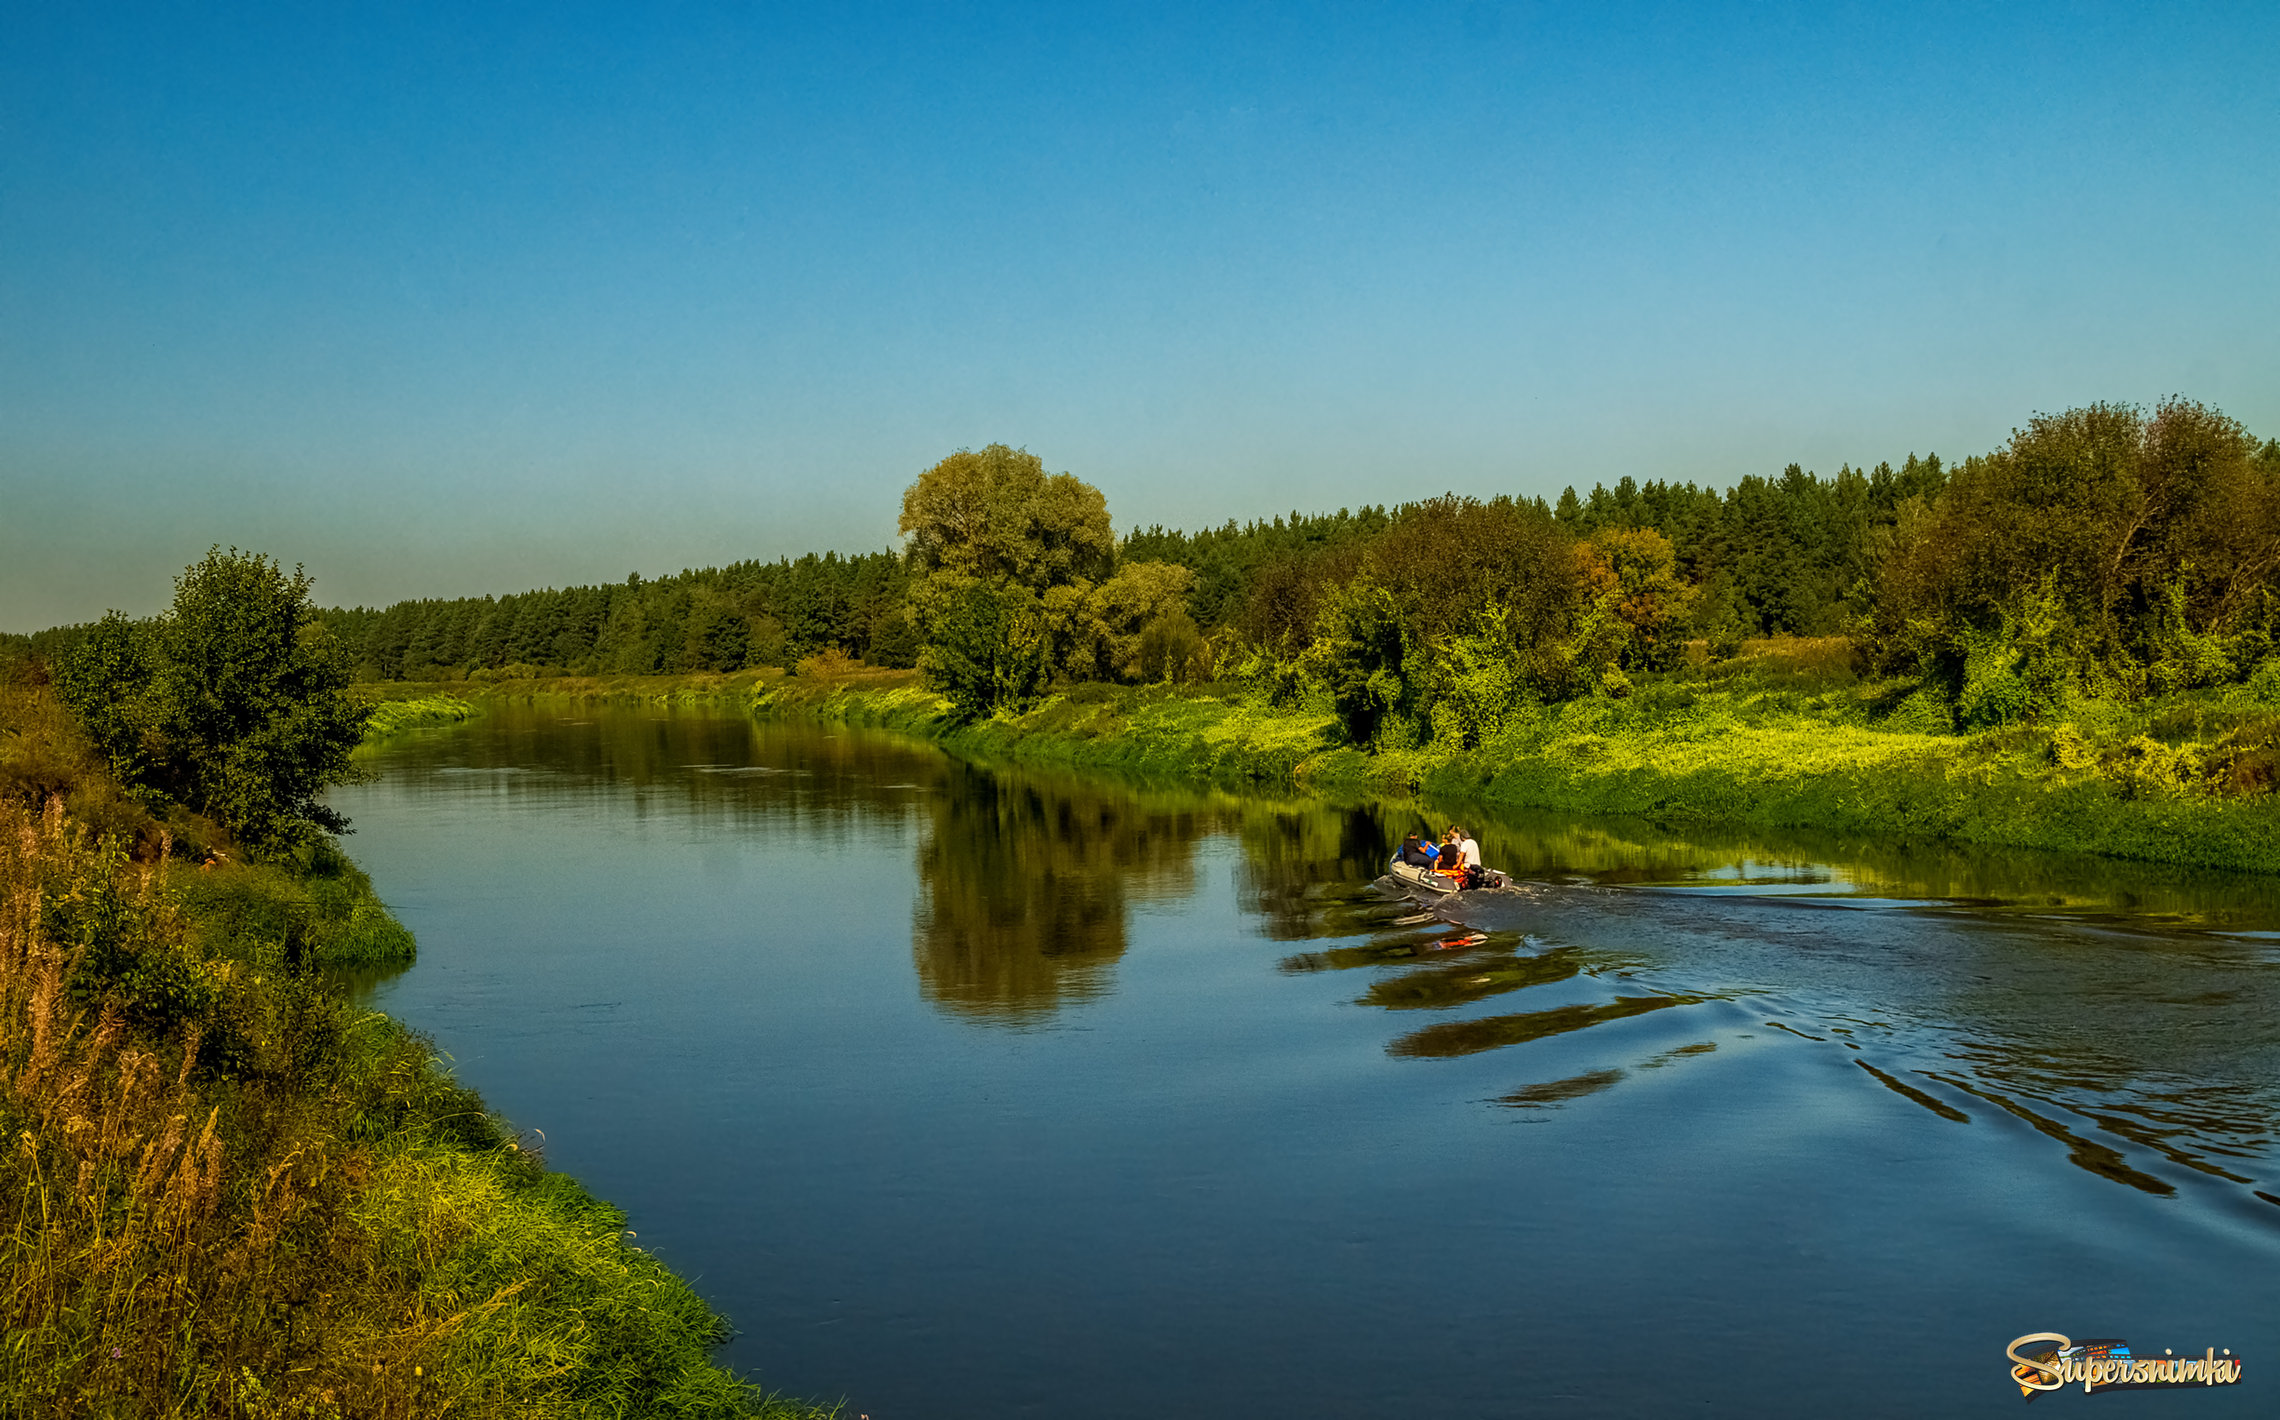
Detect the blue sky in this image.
<box><xmin>4</xmin><ymin>2</ymin><xmax>2275</xmax><ymax>628</ymax></box>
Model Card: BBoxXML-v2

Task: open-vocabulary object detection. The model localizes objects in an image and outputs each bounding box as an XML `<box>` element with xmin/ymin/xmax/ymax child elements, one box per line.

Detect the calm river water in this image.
<box><xmin>331</xmin><ymin>703</ymin><xmax>2280</xmax><ymax>1417</ymax></box>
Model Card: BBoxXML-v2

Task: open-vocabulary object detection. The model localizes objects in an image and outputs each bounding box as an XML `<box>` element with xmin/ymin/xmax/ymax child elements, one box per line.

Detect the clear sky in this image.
<box><xmin>4</xmin><ymin>1</ymin><xmax>2275</xmax><ymax>629</ymax></box>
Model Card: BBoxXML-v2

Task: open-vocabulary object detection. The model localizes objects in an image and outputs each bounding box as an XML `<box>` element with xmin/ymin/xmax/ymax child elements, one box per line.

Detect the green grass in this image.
<box><xmin>2</xmin><ymin>686</ymin><xmax>837</xmax><ymax>1419</ymax></box>
<box><xmin>751</xmin><ymin>645</ymin><xmax>2280</xmax><ymax>875</ymax></box>
<box><xmin>359</xmin><ymin>693</ymin><xmax>478</xmax><ymax>742</ymax></box>
<box><xmin>172</xmin><ymin>841</ymin><xmax>418</xmax><ymax>969</ymax></box>
<box><xmin>365</xmin><ymin>669</ymin><xmax>789</xmax><ymax>707</ymax></box>
<box><xmin>1422</xmin><ymin>689</ymin><xmax>2280</xmax><ymax>874</ymax></box>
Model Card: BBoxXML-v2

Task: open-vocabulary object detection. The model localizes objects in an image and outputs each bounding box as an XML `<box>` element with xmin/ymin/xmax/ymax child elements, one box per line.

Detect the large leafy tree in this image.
<box><xmin>1581</xmin><ymin>526</ymin><xmax>1697</xmax><ymax>671</ymax></box>
<box><xmin>1079</xmin><ymin>560</ymin><xmax>1198</xmax><ymax>683</ymax></box>
<box><xmin>900</xmin><ymin>444</ymin><xmax>1114</xmax><ymax>591</ymax></box>
<box><xmin>900</xmin><ymin>445</ymin><xmax>1115</xmax><ymax>715</ymax></box>
<box><xmin>56</xmin><ymin>548</ymin><xmax>371</xmax><ymax>852</ymax></box>
<box><xmin>1867</xmin><ymin>400</ymin><xmax>2279</xmax><ymax>695</ymax></box>
<box><xmin>1306</xmin><ymin>581</ymin><xmax>1416</xmax><ymax>744</ymax></box>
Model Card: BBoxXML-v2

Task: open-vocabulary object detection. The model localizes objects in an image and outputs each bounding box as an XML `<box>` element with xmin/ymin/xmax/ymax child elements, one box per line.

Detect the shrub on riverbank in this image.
<box><xmin>53</xmin><ymin>549</ymin><xmax>371</xmax><ymax>854</ymax></box>
<box><xmin>174</xmin><ymin>842</ymin><xmax>416</xmax><ymax>969</ymax></box>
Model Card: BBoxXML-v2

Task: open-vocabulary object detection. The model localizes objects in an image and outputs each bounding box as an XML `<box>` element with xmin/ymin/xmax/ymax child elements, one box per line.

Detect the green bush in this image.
<box><xmin>55</xmin><ymin>549</ymin><xmax>372</xmax><ymax>853</ymax></box>
<box><xmin>2147</xmin><ymin>578</ymin><xmax>2237</xmax><ymax>694</ymax></box>
<box><xmin>174</xmin><ymin>846</ymin><xmax>416</xmax><ymax>972</ymax></box>
<box><xmin>1955</xmin><ymin>626</ymin><xmax>2032</xmax><ymax>729</ymax></box>
<box><xmin>1878</xmin><ymin>684</ymin><xmax>1954</xmax><ymax>734</ymax></box>
<box><xmin>2105</xmin><ymin>735</ymin><xmax>2203</xmax><ymax>799</ymax></box>
<box><xmin>2242</xmin><ymin>659</ymin><xmax>2280</xmax><ymax>706</ymax></box>
<box><xmin>1305</xmin><ymin>582</ymin><xmax>1415</xmax><ymax>744</ymax></box>
<box><xmin>916</xmin><ymin>578</ymin><xmax>1053</xmax><ymax>720</ymax></box>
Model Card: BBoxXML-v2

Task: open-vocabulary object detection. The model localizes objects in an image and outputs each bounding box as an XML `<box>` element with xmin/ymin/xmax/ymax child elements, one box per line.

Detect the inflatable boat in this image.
<box><xmin>1386</xmin><ymin>858</ymin><xmax>1510</xmax><ymax>896</ymax></box>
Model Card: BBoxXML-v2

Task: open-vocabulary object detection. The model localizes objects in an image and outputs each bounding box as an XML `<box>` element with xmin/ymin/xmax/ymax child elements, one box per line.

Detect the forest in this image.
<box><xmin>7</xmin><ymin>398</ymin><xmax>2277</xmax><ymax>752</ymax></box>
<box><xmin>279</xmin><ymin>444</ymin><xmax>1960</xmax><ymax>695</ymax></box>
<box><xmin>316</xmin><ymin>549</ymin><xmax>919</xmax><ymax>682</ymax></box>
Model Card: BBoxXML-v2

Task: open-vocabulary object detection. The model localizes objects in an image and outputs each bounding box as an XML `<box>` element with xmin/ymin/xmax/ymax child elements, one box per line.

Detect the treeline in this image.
<box><xmin>319</xmin><ymin>550</ymin><xmax>917</xmax><ymax>681</ymax></box>
<box><xmin>9</xmin><ymin>397</ymin><xmax>2274</xmax><ymax>747</ymax></box>
<box><xmin>1122</xmin><ymin>452</ymin><xmax>1952</xmax><ymax>649</ymax></box>
<box><xmin>894</xmin><ymin>402</ymin><xmax>2279</xmax><ymax>741</ymax></box>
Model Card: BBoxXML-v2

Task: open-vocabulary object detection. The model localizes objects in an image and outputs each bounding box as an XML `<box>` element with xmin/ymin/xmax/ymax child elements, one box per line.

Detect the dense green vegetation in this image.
<box><xmin>50</xmin><ymin>549</ymin><xmax>372</xmax><ymax>855</ymax></box>
<box><xmin>358</xmin><ymin>693</ymin><xmax>478</xmax><ymax>743</ymax></box>
<box><xmin>2</xmin><ymin>564</ymin><xmax>829</xmax><ymax>1416</ymax></box>
<box><xmin>188</xmin><ymin>399</ymin><xmax>2268</xmax><ymax>756</ymax></box>
<box><xmin>866</xmin><ymin>405</ymin><xmax>2280</xmax><ymax>758</ymax></box>
<box><xmin>752</xmin><ymin>632</ymin><xmax>2280</xmax><ymax>874</ymax></box>
<box><xmin>19</xmin><ymin>396</ymin><xmax>2263</xmax><ymax>761</ymax></box>
<box><xmin>180</xmin><ymin>392</ymin><xmax>2273</xmax><ymax>872</ymax></box>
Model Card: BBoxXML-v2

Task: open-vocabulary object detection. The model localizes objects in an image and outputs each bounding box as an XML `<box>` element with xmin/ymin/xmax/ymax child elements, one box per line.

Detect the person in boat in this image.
<box><xmin>1439</xmin><ymin>829</ymin><xmax>1468</xmax><ymax>880</ymax></box>
<box><xmin>1444</xmin><ymin>825</ymin><xmax>1486</xmax><ymax>889</ymax></box>
<box><xmin>1397</xmin><ymin>832</ymin><xmax>1440</xmax><ymax>869</ymax></box>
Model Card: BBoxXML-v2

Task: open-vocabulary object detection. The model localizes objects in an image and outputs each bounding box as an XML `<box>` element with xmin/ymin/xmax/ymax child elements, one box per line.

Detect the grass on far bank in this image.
<box><xmin>348</xmin><ymin>638</ymin><xmax>2280</xmax><ymax>872</ymax></box>
<box><xmin>358</xmin><ymin>667</ymin><xmax>790</xmax><ymax>706</ymax></box>
<box><xmin>358</xmin><ymin>693</ymin><xmax>478</xmax><ymax>742</ymax></box>
<box><xmin>746</xmin><ymin>637</ymin><xmax>2280</xmax><ymax>875</ymax></box>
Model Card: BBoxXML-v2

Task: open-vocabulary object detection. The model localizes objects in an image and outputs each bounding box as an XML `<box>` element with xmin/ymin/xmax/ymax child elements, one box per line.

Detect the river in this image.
<box><xmin>331</xmin><ymin>701</ymin><xmax>2280</xmax><ymax>1417</ymax></box>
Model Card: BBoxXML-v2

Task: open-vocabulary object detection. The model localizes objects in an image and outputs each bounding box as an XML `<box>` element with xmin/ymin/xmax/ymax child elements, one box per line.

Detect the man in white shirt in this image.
<box><xmin>1456</xmin><ymin>827</ymin><xmax>1482</xmax><ymax>870</ymax></box>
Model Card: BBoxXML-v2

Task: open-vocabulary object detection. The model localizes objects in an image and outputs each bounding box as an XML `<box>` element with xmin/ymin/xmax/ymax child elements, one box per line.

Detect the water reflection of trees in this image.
<box><xmin>911</xmin><ymin>761</ymin><xmax>1212</xmax><ymax>1023</ymax></box>
<box><xmin>372</xmin><ymin>700</ymin><xmax>950</xmax><ymax>837</ymax></box>
<box><xmin>374</xmin><ymin>706</ymin><xmax>2280</xmax><ymax>1204</ymax></box>
<box><xmin>1234</xmin><ymin>804</ymin><xmax>1402</xmax><ymax>941</ymax></box>
<box><xmin>909</xmin><ymin>770</ymin><xmax>1474</xmax><ymax>1024</ymax></box>
<box><xmin>908</xmin><ymin>766</ymin><xmax>1447</xmax><ymax>1022</ymax></box>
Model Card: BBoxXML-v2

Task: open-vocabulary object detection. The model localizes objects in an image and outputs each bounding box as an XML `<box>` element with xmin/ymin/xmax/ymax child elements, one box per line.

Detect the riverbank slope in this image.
<box><xmin>0</xmin><ymin>684</ymin><xmax>831</xmax><ymax>1418</ymax></box>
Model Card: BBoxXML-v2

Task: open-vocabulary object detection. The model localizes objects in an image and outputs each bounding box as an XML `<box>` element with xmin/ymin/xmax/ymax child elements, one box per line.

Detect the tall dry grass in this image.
<box><xmin>0</xmin><ymin>796</ymin><xmax>831</xmax><ymax>1418</ymax></box>
<box><xmin>2</xmin><ymin>798</ymin><xmax>246</xmax><ymax>1409</ymax></box>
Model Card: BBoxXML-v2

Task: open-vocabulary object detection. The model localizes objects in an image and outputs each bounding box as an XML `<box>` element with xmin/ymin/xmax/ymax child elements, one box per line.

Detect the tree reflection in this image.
<box><xmin>911</xmin><ymin>760</ymin><xmax>1209</xmax><ymax>1023</ymax></box>
<box><xmin>1234</xmin><ymin>803</ymin><xmax>1402</xmax><ymax>940</ymax></box>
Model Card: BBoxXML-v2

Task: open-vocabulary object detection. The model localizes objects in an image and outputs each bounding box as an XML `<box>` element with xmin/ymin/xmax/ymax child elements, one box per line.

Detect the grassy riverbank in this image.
<box><xmin>358</xmin><ymin>692</ymin><xmax>479</xmax><ymax>741</ymax></box>
<box><xmin>354</xmin><ymin>637</ymin><xmax>2280</xmax><ymax>874</ymax></box>
<box><xmin>721</xmin><ymin>642</ymin><xmax>2280</xmax><ymax>875</ymax></box>
<box><xmin>0</xmin><ymin>685</ymin><xmax>832</xmax><ymax>1417</ymax></box>
<box><xmin>358</xmin><ymin>670</ymin><xmax>785</xmax><ymax>707</ymax></box>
